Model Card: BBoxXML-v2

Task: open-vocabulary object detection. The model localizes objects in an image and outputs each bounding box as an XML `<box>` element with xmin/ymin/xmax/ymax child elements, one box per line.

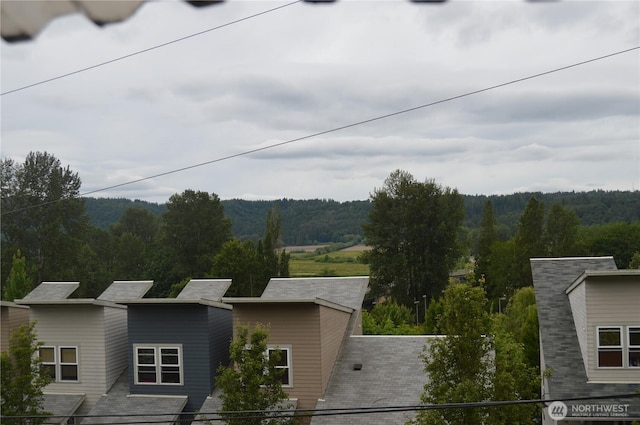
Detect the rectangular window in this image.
<box><xmin>267</xmin><ymin>347</ymin><xmax>291</xmax><ymax>387</ymax></box>
<box><xmin>39</xmin><ymin>346</ymin><xmax>78</xmax><ymax>381</ymax></box>
<box><xmin>135</xmin><ymin>345</ymin><xmax>182</xmax><ymax>385</ymax></box>
<box><xmin>629</xmin><ymin>327</ymin><xmax>640</xmax><ymax>368</ymax></box>
<box><xmin>598</xmin><ymin>327</ymin><xmax>623</xmax><ymax>367</ymax></box>
<box><xmin>39</xmin><ymin>346</ymin><xmax>56</xmax><ymax>380</ymax></box>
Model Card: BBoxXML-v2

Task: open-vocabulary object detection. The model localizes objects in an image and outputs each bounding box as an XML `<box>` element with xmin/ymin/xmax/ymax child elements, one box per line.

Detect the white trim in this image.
<box><xmin>267</xmin><ymin>345</ymin><xmax>292</xmax><ymax>388</ymax></box>
<box><xmin>40</xmin><ymin>346</ymin><xmax>79</xmax><ymax>382</ymax></box>
<box><xmin>628</xmin><ymin>326</ymin><xmax>640</xmax><ymax>368</ymax></box>
<box><xmin>134</xmin><ymin>344</ymin><xmax>183</xmax><ymax>386</ymax></box>
<box><xmin>597</xmin><ymin>326</ymin><xmax>623</xmax><ymax>368</ymax></box>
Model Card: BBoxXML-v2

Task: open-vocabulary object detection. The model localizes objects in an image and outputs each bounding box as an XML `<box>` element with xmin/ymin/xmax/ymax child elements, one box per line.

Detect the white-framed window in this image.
<box><xmin>134</xmin><ymin>345</ymin><xmax>183</xmax><ymax>385</ymax></box>
<box><xmin>629</xmin><ymin>327</ymin><xmax>640</xmax><ymax>368</ymax></box>
<box><xmin>267</xmin><ymin>346</ymin><xmax>292</xmax><ymax>387</ymax></box>
<box><xmin>597</xmin><ymin>327</ymin><xmax>623</xmax><ymax>368</ymax></box>
<box><xmin>39</xmin><ymin>346</ymin><xmax>79</xmax><ymax>382</ymax></box>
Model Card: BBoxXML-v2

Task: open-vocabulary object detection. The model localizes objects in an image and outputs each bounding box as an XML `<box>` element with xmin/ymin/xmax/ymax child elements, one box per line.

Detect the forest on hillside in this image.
<box><xmin>85</xmin><ymin>190</ymin><xmax>640</xmax><ymax>246</ymax></box>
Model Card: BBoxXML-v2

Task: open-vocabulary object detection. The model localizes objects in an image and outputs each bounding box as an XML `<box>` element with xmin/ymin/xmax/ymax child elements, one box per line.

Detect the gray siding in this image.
<box><xmin>103</xmin><ymin>306</ymin><xmax>128</xmax><ymax>390</ymax></box>
<box><xmin>128</xmin><ymin>304</ymin><xmax>232</xmax><ymax>413</ymax></box>
<box><xmin>567</xmin><ymin>282</ymin><xmax>588</xmax><ymax>374</ymax></box>
<box><xmin>1</xmin><ymin>304</ymin><xmax>30</xmax><ymax>353</ymax></box>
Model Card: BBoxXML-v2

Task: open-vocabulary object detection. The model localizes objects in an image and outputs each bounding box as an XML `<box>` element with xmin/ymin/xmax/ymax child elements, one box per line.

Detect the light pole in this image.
<box><xmin>499</xmin><ymin>296</ymin><xmax>506</xmax><ymax>314</ymax></box>
<box><xmin>414</xmin><ymin>300</ymin><xmax>420</xmax><ymax>326</ymax></box>
<box><xmin>422</xmin><ymin>294</ymin><xmax>427</xmax><ymax>322</ymax></box>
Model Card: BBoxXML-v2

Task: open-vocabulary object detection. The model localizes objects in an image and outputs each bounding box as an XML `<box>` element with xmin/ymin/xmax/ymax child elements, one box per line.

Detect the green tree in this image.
<box><xmin>1</xmin><ymin>152</ymin><xmax>88</xmax><ymax>286</ymax></box>
<box><xmin>211</xmin><ymin>239</ymin><xmax>259</xmax><ymax>296</ymax></box>
<box><xmin>161</xmin><ymin>189</ymin><xmax>232</xmax><ymax>280</ymax></box>
<box><xmin>630</xmin><ymin>252</ymin><xmax>640</xmax><ymax>269</ymax></box>
<box><xmin>513</xmin><ymin>197</ymin><xmax>546</xmax><ymax>289</ymax></box>
<box><xmin>216</xmin><ymin>324</ymin><xmax>297</xmax><ymax>425</ymax></box>
<box><xmin>545</xmin><ymin>203</ymin><xmax>580</xmax><ymax>256</ymax></box>
<box><xmin>489</xmin><ymin>317</ymin><xmax>540</xmax><ymax>424</ymax></box>
<box><xmin>474</xmin><ymin>200</ymin><xmax>498</xmax><ymax>284</ymax></box>
<box><xmin>500</xmin><ymin>286</ymin><xmax>540</xmax><ymax>370</ymax></box>
<box><xmin>362</xmin><ymin>299</ymin><xmax>422</xmax><ymax>335</ymax></box>
<box><xmin>412</xmin><ymin>284</ymin><xmax>491</xmax><ymax>425</ymax></box>
<box><xmin>364</xmin><ymin>170</ymin><xmax>465</xmax><ymax>306</ymax></box>
<box><xmin>1</xmin><ymin>322</ymin><xmax>52</xmax><ymax>425</ymax></box>
<box><xmin>3</xmin><ymin>250</ymin><xmax>32</xmax><ymax>301</ymax></box>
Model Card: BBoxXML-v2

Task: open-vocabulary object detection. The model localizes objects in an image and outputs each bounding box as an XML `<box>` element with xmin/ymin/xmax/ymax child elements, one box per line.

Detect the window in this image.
<box><xmin>39</xmin><ymin>346</ymin><xmax>78</xmax><ymax>381</ymax></box>
<box><xmin>267</xmin><ymin>347</ymin><xmax>291</xmax><ymax>387</ymax></box>
<box><xmin>629</xmin><ymin>327</ymin><xmax>640</xmax><ymax>368</ymax></box>
<box><xmin>134</xmin><ymin>345</ymin><xmax>182</xmax><ymax>385</ymax></box>
<box><xmin>598</xmin><ymin>327</ymin><xmax>623</xmax><ymax>367</ymax></box>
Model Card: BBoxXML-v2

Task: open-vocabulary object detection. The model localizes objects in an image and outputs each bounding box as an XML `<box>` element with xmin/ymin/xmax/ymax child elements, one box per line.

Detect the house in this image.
<box><xmin>531</xmin><ymin>257</ymin><xmax>640</xmax><ymax>424</ymax></box>
<box><xmin>82</xmin><ymin>279</ymin><xmax>234</xmax><ymax>424</ymax></box>
<box><xmin>196</xmin><ymin>276</ymin><xmax>369</xmax><ymax>423</ymax></box>
<box><xmin>14</xmin><ymin>280</ymin><xmax>152</xmax><ymax>423</ymax></box>
<box><xmin>0</xmin><ymin>300</ymin><xmax>30</xmax><ymax>353</ymax></box>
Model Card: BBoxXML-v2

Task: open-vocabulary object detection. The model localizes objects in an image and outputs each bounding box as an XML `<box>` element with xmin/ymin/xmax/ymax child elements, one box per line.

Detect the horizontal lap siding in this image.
<box><xmin>319</xmin><ymin>306</ymin><xmax>351</xmax><ymax>394</ymax></box>
<box><xmin>586</xmin><ymin>280</ymin><xmax>640</xmax><ymax>382</ymax></box>
<box><xmin>1</xmin><ymin>305</ymin><xmax>30</xmax><ymax>352</ymax></box>
<box><xmin>128</xmin><ymin>304</ymin><xmax>221</xmax><ymax>413</ymax></box>
<box><xmin>103</xmin><ymin>307</ymin><xmax>128</xmax><ymax>390</ymax></box>
<box><xmin>30</xmin><ymin>305</ymin><xmax>107</xmax><ymax>414</ymax></box>
<box><xmin>208</xmin><ymin>307</ymin><xmax>233</xmax><ymax>390</ymax></box>
<box><xmin>233</xmin><ymin>304</ymin><xmax>322</xmax><ymax>412</ymax></box>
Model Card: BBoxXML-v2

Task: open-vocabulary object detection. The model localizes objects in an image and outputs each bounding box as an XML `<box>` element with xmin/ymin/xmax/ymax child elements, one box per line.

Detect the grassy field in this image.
<box><xmin>288</xmin><ymin>247</ymin><xmax>370</xmax><ymax>277</ymax></box>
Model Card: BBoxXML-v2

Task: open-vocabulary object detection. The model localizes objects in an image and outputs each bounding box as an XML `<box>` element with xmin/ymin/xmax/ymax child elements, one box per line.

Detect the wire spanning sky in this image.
<box><xmin>2</xmin><ymin>1</ymin><xmax>639</xmax><ymax>203</ymax></box>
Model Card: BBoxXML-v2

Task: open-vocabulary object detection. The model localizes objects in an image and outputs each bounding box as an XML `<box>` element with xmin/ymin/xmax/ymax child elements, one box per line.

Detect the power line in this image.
<box><xmin>2</xmin><ymin>392</ymin><xmax>638</xmax><ymax>424</ymax></box>
<box><xmin>0</xmin><ymin>0</ymin><xmax>302</xmax><ymax>96</ymax></box>
<box><xmin>1</xmin><ymin>45</ymin><xmax>637</xmax><ymax>217</ymax></box>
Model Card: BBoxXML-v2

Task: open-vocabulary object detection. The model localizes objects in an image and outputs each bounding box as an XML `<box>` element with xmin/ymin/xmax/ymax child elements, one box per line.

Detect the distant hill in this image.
<box><xmin>83</xmin><ymin>190</ymin><xmax>640</xmax><ymax>245</ymax></box>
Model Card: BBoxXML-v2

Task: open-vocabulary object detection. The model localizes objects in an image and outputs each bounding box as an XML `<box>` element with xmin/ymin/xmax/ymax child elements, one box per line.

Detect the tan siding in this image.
<box><xmin>318</xmin><ymin>306</ymin><xmax>351</xmax><ymax>394</ymax></box>
<box><xmin>233</xmin><ymin>304</ymin><xmax>323</xmax><ymax>413</ymax></box>
<box><xmin>102</xmin><ymin>306</ymin><xmax>128</xmax><ymax>390</ymax></box>
<box><xmin>30</xmin><ymin>305</ymin><xmax>108</xmax><ymax>414</ymax></box>
<box><xmin>1</xmin><ymin>304</ymin><xmax>30</xmax><ymax>353</ymax></box>
<box><xmin>585</xmin><ymin>279</ymin><xmax>640</xmax><ymax>383</ymax></box>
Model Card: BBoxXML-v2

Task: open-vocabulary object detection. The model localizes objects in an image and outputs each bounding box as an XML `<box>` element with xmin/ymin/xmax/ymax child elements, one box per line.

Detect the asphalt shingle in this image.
<box><xmin>261</xmin><ymin>277</ymin><xmax>369</xmax><ymax>311</ymax></box>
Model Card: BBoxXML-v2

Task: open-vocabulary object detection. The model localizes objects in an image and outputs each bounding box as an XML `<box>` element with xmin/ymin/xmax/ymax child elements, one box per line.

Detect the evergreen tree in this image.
<box><xmin>1</xmin><ymin>322</ymin><xmax>52</xmax><ymax>425</ymax></box>
<box><xmin>3</xmin><ymin>250</ymin><xmax>32</xmax><ymax>301</ymax></box>
<box><xmin>545</xmin><ymin>203</ymin><xmax>580</xmax><ymax>256</ymax></box>
<box><xmin>216</xmin><ymin>324</ymin><xmax>297</xmax><ymax>425</ymax></box>
<box><xmin>513</xmin><ymin>197</ymin><xmax>546</xmax><ymax>289</ymax></box>
<box><xmin>474</xmin><ymin>200</ymin><xmax>498</xmax><ymax>285</ymax></box>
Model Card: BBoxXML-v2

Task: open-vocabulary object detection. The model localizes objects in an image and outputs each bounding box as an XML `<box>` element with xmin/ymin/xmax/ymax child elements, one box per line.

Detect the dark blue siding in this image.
<box><xmin>127</xmin><ymin>304</ymin><xmax>232</xmax><ymax>413</ymax></box>
<box><xmin>208</xmin><ymin>307</ymin><xmax>232</xmax><ymax>390</ymax></box>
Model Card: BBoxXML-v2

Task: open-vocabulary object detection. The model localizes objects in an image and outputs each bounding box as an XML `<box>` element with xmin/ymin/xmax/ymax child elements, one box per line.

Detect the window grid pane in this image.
<box><xmin>598</xmin><ymin>328</ymin><xmax>622</xmax><ymax>347</ymax></box>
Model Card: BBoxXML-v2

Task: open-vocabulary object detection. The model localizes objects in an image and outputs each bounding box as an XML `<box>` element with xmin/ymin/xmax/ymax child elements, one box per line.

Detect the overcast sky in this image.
<box><xmin>2</xmin><ymin>0</ymin><xmax>639</xmax><ymax>203</ymax></box>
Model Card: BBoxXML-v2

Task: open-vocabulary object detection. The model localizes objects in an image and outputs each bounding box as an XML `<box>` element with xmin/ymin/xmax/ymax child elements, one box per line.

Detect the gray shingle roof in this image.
<box><xmin>41</xmin><ymin>393</ymin><xmax>85</xmax><ymax>425</ymax></box>
<box><xmin>261</xmin><ymin>277</ymin><xmax>369</xmax><ymax>311</ymax></box>
<box><xmin>97</xmin><ymin>280</ymin><xmax>153</xmax><ymax>302</ymax></box>
<box><xmin>312</xmin><ymin>335</ymin><xmax>432</xmax><ymax>425</ymax></box>
<box><xmin>531</xmin><ymin>257</ymin><xmax>640</xmax><ymax>418</ymax></box>
<box><xmin>177</xmin><ymin>279</ymin><xmax>232</xmax><ymax>301</ymax></box>
<box><xmin>21</xmin><ymin>282</ymin><xmax>79</xmax><ymax>301</ymax></box>
<box><xmin>82</xmin><ymin>369</ymin><xmax>187</xmax><ymax>425</ymax></box>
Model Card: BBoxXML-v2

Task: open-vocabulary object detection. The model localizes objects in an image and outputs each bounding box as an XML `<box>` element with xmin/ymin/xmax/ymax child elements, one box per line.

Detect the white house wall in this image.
<box><xmin>567</xmin><ymin>282</ymin><xmax>589</xmax><ymax>375</ymax></box>
<box><xmin>102</xmin><ymin>306</ymin><xmax>128</xmax><ymax>391</ymax></box>
<box><xmin>30</xmin><ymin>305</ymin><xmax>109</xmax><ymax>414</ymax></box>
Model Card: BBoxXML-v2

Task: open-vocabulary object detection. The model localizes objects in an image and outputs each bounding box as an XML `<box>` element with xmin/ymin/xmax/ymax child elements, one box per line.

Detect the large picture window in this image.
<box><xmin>134</xmin><ymin>345</ymin><xmax>183</xmax><ymax>385</ymax></box>
<box><xmin>39</xmin><ymin>346</ymin><xmax>78</xmax><ymax>382</ymax></box>
<box><xmin>267</xmin><ymin>347</ymin><xmax>291</xmax><ymax>387</ymax></box>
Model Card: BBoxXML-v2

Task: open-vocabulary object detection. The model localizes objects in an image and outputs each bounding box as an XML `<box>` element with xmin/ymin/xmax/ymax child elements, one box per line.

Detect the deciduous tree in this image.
<box><xmin>216</xmin><ymin>324</ymin><xmax>297</xmax><ymax>425</ymax></box>
<box><xmin>364</xmin><ymin>170</ymin><xmax>465</xmax><ymax>306</ymax></box>
<box><xmin>1</xmin><ymin>152</ymin><xmax>88</xmax><ymax>286</ymax></box>
<box><xmin>1</xmin><ymin>322</ymin><xmax>52</xmax><ymax>425</ymax></box>
<box><xmin>3</xmin><ymin>250</ymin><xmax>32</xmax><ymax>301</ymax></box>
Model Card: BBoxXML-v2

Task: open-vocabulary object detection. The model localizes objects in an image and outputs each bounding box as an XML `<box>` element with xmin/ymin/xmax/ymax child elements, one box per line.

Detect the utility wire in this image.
<box><xmin>3</xmin><ymin>392</ymin><xmax>638</xmax><ymax>424</ymax></box>
<box><xmin>1</xmin><ymin>45</ymin><xmax>637</xmax><ymax>216</ymax></box>
<box><xmin>0</xmin><ymin>0</ymin><xmax>302</xmax><ymax>96</ymax></box>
